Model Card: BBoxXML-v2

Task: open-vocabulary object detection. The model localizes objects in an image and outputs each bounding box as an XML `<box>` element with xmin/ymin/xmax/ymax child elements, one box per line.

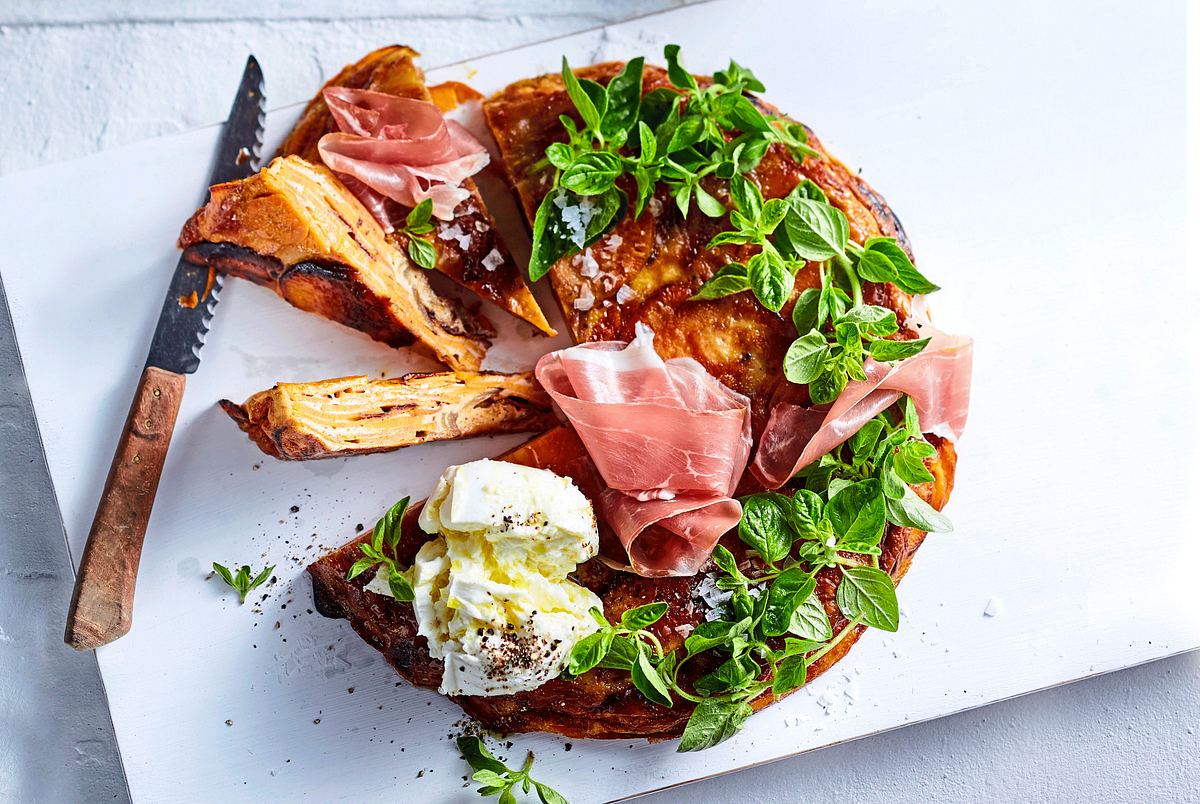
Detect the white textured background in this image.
<box><xmin>2</xmin><ymin>2</ymin><xmax>1196</xmax><ymax>802</ymax></box>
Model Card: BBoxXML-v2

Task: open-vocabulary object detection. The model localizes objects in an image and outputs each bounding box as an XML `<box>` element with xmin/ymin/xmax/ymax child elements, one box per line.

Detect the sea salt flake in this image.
<box><xmin>983</xmin><ymin>596</ymin><xmax>1003</xmax><ymax>618</ymax></box>
<box><xmin>673</xmin><ymin>623</ymin><xmax>695</xmax><ymax>637</ymax></box>
<box><xmin>615</xmin><ymin>284</ymin><xmax>636</xmax><ymax>304</ymax></box>
<box><xmin>481</xmin><ymin>248</ymin><xmax>504</xmax><ymax>272</ymax></box>
<box><xmin>579</xmin><ymin>248</ymin><xmax>600</xmax><ymax>278</ymax></box>
<box><xmin>605</xmin><ymin>234</ymin><xmax>624</xmax><ymax>251</ymax></box>
<box><xmin>572</xmin><ymin>284</ymin><xmax>595</xmax><ymax>311</ymax></box>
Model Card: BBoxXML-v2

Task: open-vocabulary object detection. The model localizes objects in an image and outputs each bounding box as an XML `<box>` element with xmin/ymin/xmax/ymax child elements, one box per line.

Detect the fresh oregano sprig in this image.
<box><xmin>457</xmin><ymin>736</ymin><xmax>569</xmax><ymax>804</ymax></box>
<box><xmin>212</xmin><ymin>562</ymin><xmax>274</xmax><ymax>604</ymax></box>
<box><xmin>345</xmin><ymin>496</ymin><xmax>415</xmax><ymax>602</ymax></box>
<box><xmin>399</xmin><ymin>198</ymin><xmax>437</xmax><ymax>269</ymax></box>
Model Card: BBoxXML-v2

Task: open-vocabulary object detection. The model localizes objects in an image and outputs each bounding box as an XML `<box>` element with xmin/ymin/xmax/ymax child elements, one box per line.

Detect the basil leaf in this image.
<box><xmin>631</xmin><ymin>645</ymin><xmax>674</xmax><ymax>707</ymax></box>
<box><xmin>637</xmin><ymin>120</ymin><xmax>656</xmax><ymax>162</ymax></box>
<box><xmin>729</xmin><ymin>175</ymin><xmax>763</xmax><ymax>221</ymax></box>
<box><xmin>882</xmin><ymin>465</ymin><xmax>907</xmax><ymax>501</ymax></box>
<box><xmin>621</xmin><ymin>601</ymin><xmax>669</xmax><ymax>630</ymax></box>
<box><xmin>855</xmin><ymin>248</ymin><xmax>899</xmax><ymax>283</ymax></box>
<box><xmin>663</xmin><ymin>44</ymin><xmax>698</xmax><ymax>91</ymax></box>
<box><xmin>601</xmin><ymin>56</ymin><xmax>644</xmax><ymax>138</ymax></box>
<box><xmin>836</xmin><ymin>565</ymin><xmax>899</xmax><ymax>631</ymax></box>
<box><xmin>788</xmin><ymin>594</ymin><xmax>833</xmax><ymax>641</ymax></box>
<box><xmin>827</xmin><ymin>479</ymin><xmax>886</xmax><ymax>547</ymax></box>
<box><xmin>545</xmin><ymin>142</ymin><xmax>573</xmax><ymax>170</ymax></box>
<box><xmin>748</xmin><ymin>248</ymin><xmax>791</xmax><ymax>312</ymax></box>
<box><xmin>692</xmin><ymin>263</ymin><xmax>751</xmax><ymax>300</ymax></box>
<box><xmin>711</xmin><ymin>544</ymin><xmax>743</xmax><ymax>580</ymax></box>
<box><xmin>786</xmin><ymin>178</ymin><xmax>828</xmax><ymax>205</ymax></box>
<box><xmin>761</xmin><ymin>566</ymin><xmax>816</xmax><ymax>637</ymax></box>
<box><xmin>791</xmin><ymin>288</ymin><xmax>820</xmax><ymax>334</ymax></box>
<box><xmin>373</xmin><ymin>496</ymin><xmax>409</xmax><ymax>553</ymax></box>
<box><xmin>388</xmin><ymin>571</ymin><xmax>415</xmax><ymax>602</ymax></box>
<box><xmin>738</xmin><ymin>493</ymin><xmax>794</xmax><ymax>564</ymax></box>
<box><xmin>668</xmin><ymin>115</ymin><xmax>706</xmax><ymax>153</ymax></box>
<box><xmin>772</xmin><ymin>655</ymin><xmax>807</xmax><ymax>694</ymax></box>
<box><xmin>598</xmin><ymin>634</ymin><xmax>639</xmax><ymax>670</ymax></box>
<box><xmin>640</xmin><ymin>87</ymin><xmax>679</xmax><ymax>130</ymax></box>
<box><xmin>790</xmin><ymin>489</ymin><xmax>825</xmax><ymax>537</ymax></box>
<box><xmin>212</xmin><ymin>562</ymin><xmax>235</xmax><ymax>587</ymax></box>
<box><xmin>456</xmin><ymin>735</ymin><xmax>509</xmax><ymax>775</ymax></box>
<box><xmin>561</xmin><ymin>57</ymin><xmax>601</xmax><ymax>132</ymax></box>
<box><xmin>695</xmin><ymin>654</ymin><xmax>758</xmax><ymax>694</ymax></box>
<box><xmin>406</xmin><ymin>198</ymin><xmax>433</xmax><ymax>228</ymax></box>
<box><xmin>678</xmin><ymin>698</ymin><xmax>753</xmax><ymax>752</ymax></box>
<box><xmin>865</xmin><ymin>237</ymin><xmax>939</xmax><ymax>294</ymax></box>
<box><xmin>783</xmin><ymin>330</ymin><xmax>829</xmax><ymax>385</ymax></box>
<box><xmin>870</xmin><ymin>337</ymin><xmax>931</xmax><ymax>362</ymax></box>
<box><xmin>893</xmin><ymin>440</ymin><xmax>937</xmax><ymax>484</ymax></box>
<box><xmin>694</xmin><ymin>184</ymin><xmax>726</xmax><ymax>217</ymax></box>
<box><xmin>783</xmin><ymin>198</ymin><xmax>848</xmax><ymax>261</ymax></box>
<box><xmin>567</xmin><ymin>629</ymin><xmax>614</xmax><ymax>675</ymax></box>
<box><xmin>408</xmin><ymin>235</ymin><xmax>436</xmax><ymax>268</ymax></box>
<box><xmin>838</xmin><ymin>304</ymin><xmax>896</xmax><ymax>333</ymax></box>
<box><xmin>730</xmin><ymin>94</ymin><xmax>772</xmax><ymax>133</ymax></box>
<box><xmin>535</xmin><ymin>782</ymin><xmax>570</xmax><ymax>804</ymax></box>
<box><xmin>886</xmin><ymin>485</ymin><xmax>953</xmax><ymax>533</ymax></box>
<box><xmin>560</xmin><ymin>151</ymin><xmax>622</xmax><ymax>196</ymax></box>
<box><xmin>849</xmin><ymin>420</ymin><xmax>885</xmax><ymax>462</ymax></box>
<box><xmin>528</xmin><ymin>189</ymin><xmax>575</xmax><ymax>282</ymax></box>
<box><xmin>685</xmin><ymin>618</ymin><xmax>751</xmax><ymax>657</ymax></box>
<box><xmin>808</xmin><ymin>365</ymin><xmax>847</xmax><ymax>405</ymax></box>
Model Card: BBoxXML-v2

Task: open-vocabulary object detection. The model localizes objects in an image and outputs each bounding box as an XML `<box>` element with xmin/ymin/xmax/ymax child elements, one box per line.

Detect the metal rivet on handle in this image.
<box><xmin>132</xmin><ymin>454</ymin><xmax>141</xmax><ymax>464</ymax></box>
<box><xmin>153</xmin><ymin>388</ymin><xmax>161</xmax><ymax>398</ymax></box>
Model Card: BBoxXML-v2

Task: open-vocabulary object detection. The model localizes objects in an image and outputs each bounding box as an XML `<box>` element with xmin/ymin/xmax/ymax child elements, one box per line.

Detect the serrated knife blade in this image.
<box><xmin>65</xmin><ymin>56</ymin><xmax>266</xmax><ymax>650</ymax></box>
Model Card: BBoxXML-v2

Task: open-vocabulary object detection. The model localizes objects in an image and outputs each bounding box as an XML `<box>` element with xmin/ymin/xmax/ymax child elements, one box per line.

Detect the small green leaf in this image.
<box><xmin>601</xmin><ymin>56</ymin><xmax>644</xmax><ymax>138</ymax></box>
<box><xmin>886</xmin><ymin>485</ymin><xmax>954</xmax><ymax>533</ymax></box>
<box><xmin>528</xmin><ymin>189</ymin><xmax>575</xmax><ymax>282</ymax></box>
<box><xmin>212</xmin><ymin>562</ymin><xmax>234</xmax><ymax>587</ymax></box>
<box><xmin>684</xmin><ymin>618</ymin><xmax>750</xmax><ymax>657</ymax></box>
<box><xmin>747</xmin><ymin>249</ymin><xmax>791</xmax><ymax>312</ymax></box>
<box><xmin>738</xmin><ymin>493</ymin><xmax>793</xmax><ymax>564</ymax></box>
<box><xmin>692</xmin><ymin>263</ymin><xmax>750</xmax><ymax>301</ymax></box>
<box><xmin>668</xmin><ymin>116</ymin><xmax>706</xmax><ymax>153</ymax></box>
<box><xmin>849</xmin><ymin>420</ymin><xmax>885</xmax><ymax>461</ymax></box>
<box><xmin>855</xmin><ymin>248</ymin><xmax>899</xmax><ymax>283</ymax></box>
<box><xmin>761</xmin><ymin>566</ymin><xmax>816</xmax><ymax>637</ymax></box>
<box><xmin>788</xmin><ymin>594</ymin><xmax>833</xmax><ymax>641</ymax></box>
<box><xmin>772</xmin><ymin>655</ymin><xmax>807</xmax><ymax>694</ymax></box>
<box><xmin>663</xmin><ymin>44</ymin><xmax>698</xmax><ymax>91</ymax></box>
<box><xmin>783</xmin><ymin>330</ymin><xmax>829</xmax><ymax>385</ymax></box>
<box><xmin>874</xmin><ymin>335</ymin><xmax>932</xmax><ymax>362</ymax></box>
<box><xmin>560</xmin><ymin>151</ymin><xmax>622</xmax><ymax>196</ymax></box>
<box><xmin>783</xmin><ymin>198</ymin><xmax>848</xmax><ymax>261</ymax></box>
<box><xmin>457</xmin><ymin>736</ymin><xmax>509</xmax><ymax>775</ymax></box>
<box><xmin>388</xmin><ymin>570</ymin><xmax>415</xmax><ymax>603</ymax></box>
<box><xmin>729</xmin><ymin>175</ymin><xmax>763</xmax><ymax>221</ymax></box>
<box><xmin>631</xmin><ymin>645</ymin><xmax>674</xmax><ymax>707</ymax></box>
<box><xmin>545</xmin><ymin>142</ymin><xmax>573</xmax><ymax>170</ymax></box>
<box><xmin>561</xmin><ymin>57</ymin><xmax>601</xmax><ymax>132</ymax></box>
<box><xmin>567</xmin><ymin>629</ymin><xmax>614</xmax><ymax>676</ymax></box>
<box><xmin>808</xmin><ymin>365</ymin><xmax>848</xmax><ymax>405</ymax></box>
<box><xmin>407</xmin><ymin>235</ymin><xmax>437</xmax><ymax>269</ymax></box>
<box><xmin>865</xmin><ymin>237</ymin><xmax>939</xmax><ymax>294</ymax></box>
<box><xmin>621</xmin><ymin>602</ymin><xmax>669</xmax><ymax>630</ymax></box>
<box><xmin>893</xmin><ymin>440</ymin><xmax>937</xmax><ymax>484</ymax></box>
<box><xmin>791</xmin><ymin>288</ymin><xmax>820</xmax><ymax>334</ymax></box>
<box><xmin>597</xmin><ymin>634</ymin><xmax>639</xmax><ymax>671</ymax></box>
<box><xmin>677</xmin><ymin>698</ymin><xmax>752</xmax><ymax>752</ymax></box>
<box><xmin>472</xmin><ymin>770</ymin><xmax>510</xmax><ymax>788</ymax></box>
<box><xmin>729</xmin><ymin>94</ymin><xmax>772</xmax><ymax>134</ymax></box>
<box><xmin>637</xmin><ymin>120</ymin><xmax>656</xmax><ymax>162</ymax></box>
<box><xmin>345</xmin><ymin>556</ymin><xmax>377</xmax><ymax>581</ymax></box>
<box><xmin>836</xmin><ymin>565</ymin><xmax>899</xmax><ymax>631</ymax></box>
<box><xmin>373</xmin><ymin>496</ymin><xmax>410</xmax><ymax>554</ymax></box>
<box><xmin>790</xmin><ymin>489</ymin><xmax>825</xmax><ymax>537</ymax></box>
<box><xmin>827</xmin><ymin>479</ymin><xmax>886</xmax><ymax>547</ymax></box>
<box><xmin>534</xmin><ymin>781</ymin><xmax>570</xmax><ymax>804</ymax></box>
<box><xmin>694</xmin><ymin>183</ymin><xmax>726</xmax><ymax>218</ymax></box>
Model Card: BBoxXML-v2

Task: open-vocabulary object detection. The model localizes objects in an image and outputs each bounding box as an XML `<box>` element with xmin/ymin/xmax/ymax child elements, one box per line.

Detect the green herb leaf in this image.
<box><xmin>864</xmin><ymin>237</ymin><xmax>939</xmax><ymax>294</ymax></box>
<box><xmin>772</xmin><ymin>655</ymin><xmax>807</xmax><ymax>694</ymax></box>
<box><xmin>692</xmin><ymin>263</ymin><xmax>751</xmax><ymax>300</ymax></box>
<box><xmin>388</xmin><ymin>570</ymin><xmax>415</xmax><ymax>602</ymax></box>
<box><xmin>836</xmin><ymin>565</ymin><xmax>899</xmax><ymax>631</ymax></box>
<box><xmin>631</xmin><ymin>645</ymin><xmax>674</xmax><ymax>707</ymax></box>
<box><xmin>869</xmin><ymin>337</ymin><xmax>931</xmax><ymax>362</ymax></box>
<box><xmin>621</xmin><ymin>602</ymin><xmax>669</xmax><ymax>630</ymax></box>
<box><xmin>601</xmin><ymin>57</ymin><xmax>644</xmax><ymax>138</ymax></box>
<box><xmin>561</xmin><ymin>57</ymin><xmax>601</xmax><ymax>132</ymax></box>
<box><xmin>747</xmin><ymin>248</ymin><xmax>790</xmax><ymax>311</ymax></box>
<box><xmin>738</xmin><ymin>493</ymin><xmax>794</xmax><ymax>564</ymax></box>
<box><xmin>663</xmin><ymin>44</ymin><xmax>698</xmax><ymax>91</ymax></box>
<box><xmin>827</xmin><ymin>479</ymin><xmax>886</xmax><ymax>547</ymax></box>
<box><xmin>790</xmin><ymin>489</ymin><xmax>825</xmax><ymax>537</ymax></box>
<box><xmin>808</xmin><ymin>365</ymin><xmax>848</xmax><ymax>405</ymax></box>
<box><xmin>783</xmin><ymin>198</ymin><xmax>848</xmax><ymax>261</ymax></box>
<box><xmin>597</xmin><ymin>634</ymin><xmax>639</xmax><ymax>671</ymax></box>
<box><xmin>528</xmin><ymin>190</ymin><xmax>573</xmax><ymax>282</ymax></box>
<box><xmin>535</xmin><ymin>781</ymin><xmax>570</xmax><ymax>804</ymax></box>
<box><xmin>373</xmin><ymin>496</ymin><xmax>410</xmax><ymax>555</ymax></box>
<box><xmin>886</xmin><ymin>485</ymin><xmax>954</xmax><ymax>533</ymax></box>
<box><xmin>892</xmin><ymin>440</ymin><xmax>937</xmax><ymax>484</ymax></box>
<box><xmin>694</xmin><ymin>183</ymin><xmax>726</xmax><ymax>217</ymax></box>
<box><xmin>457</xmin><ymin>736</ymin><xmax>509</xmax><ymax>775</ymax></box>
<box><xmin>560</xmin><ymin>151</ymin><xmax>622</xmax><ymax>195</ymax></box>
<box><xmin>761</xmin><ymin>566</ymin><xmax>816</xmax><ymax>637</ymax></box>
<box><xmin>678</xmin><ymin>698</ymin><xmax>753</xmax><ymax>752</ymax></box>
<box><xmin>791</xmin><ymin>288</ymin><xmax>820</xmax><ymax>334</ymax></box>
<box><xmin>213</xmin><ymin>561</ymin><xmax>272</xmax><ymax>604</ymax></box>
<box><xmin>345</xmin><ymin>556</ymin><xmax>377</xmax><ymax>581</ymax></box>
<box><xmin>783</xmin><ymin>330</ymin><xmax>829</xmax><ymax>385</ymax></box>
<box><xmin>545</xmin><ymin>142</ymin><xmax>574</xmax><ymax>170</ymax></box>
<box><xmin>788</xmin><ymin>594</ymin><xmax>833</xmax><ymax>641</ymax></box>
<box><xmin>406</xmin><ymin>198</ymin><xmax>433</xmax><ymax>229</ymax></box>
<box><xmin>855</xmin><ymin>248</ymin><xmax>899</xmax><ymax>283</ymax></box>
<box><xmin>684</xmin><ymin>618</ymin><xmax>751</xmax><ymax>657</ymax></box>
<box><xmin>567</xmin><ymin>629</ymin><xmax>614</xmax><ymax>676</ymax></box>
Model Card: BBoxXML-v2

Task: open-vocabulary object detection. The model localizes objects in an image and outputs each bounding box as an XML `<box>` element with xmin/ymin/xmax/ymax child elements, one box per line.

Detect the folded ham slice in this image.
<box><xmin>317</xmin><ymin>87</ymin><xmax>490</xmax><ymax>225</ymax></box>
<box><xmin>752</xmin><ymin>322</ymin><xmax>973</xmax><ymax>489</ymax></box>
<box><xmin>535</xmin><ymin>325</ymin><xmax>753</xmax><ymax>577</ymax></box>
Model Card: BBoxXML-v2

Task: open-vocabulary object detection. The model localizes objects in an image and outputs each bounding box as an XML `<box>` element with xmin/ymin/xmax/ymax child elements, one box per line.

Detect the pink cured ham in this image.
<box><xmin>317</xmin><ymin>87</ymin><xmax>490</xmax><ymax>226</ymax></box>
<box><xmin>534</xmin><ymin>325</ymin><xmax>753</xmax><ymax>577</ymax></box>
<box><xmin>752</xmin><ymin>323</ymin><xmax>973</xmax><ymax>489</ymax></box>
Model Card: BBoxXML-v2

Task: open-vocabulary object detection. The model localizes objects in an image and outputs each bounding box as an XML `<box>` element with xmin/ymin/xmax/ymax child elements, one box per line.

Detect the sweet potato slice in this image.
<box><xmin>278</xmin><ymin>44</ymin><xmax>555</xmax><ymax>336</ymax></box>
<box><xmin>178</xmin><ymin>155</ymin><xmax>492</xmax><ymax>371</ymax></box>
<box><xmin>220</xmin><ymin>371</ymin><xmax>554</xmax><ymax>460</ymax></box>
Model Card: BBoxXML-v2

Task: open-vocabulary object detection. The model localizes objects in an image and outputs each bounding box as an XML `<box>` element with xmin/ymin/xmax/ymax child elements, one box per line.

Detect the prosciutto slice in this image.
<box><xmin>535</xmin><ymin>325</ymin><xmax>753</xmax><ymax>577</ymax></box>
<box><xmin>752</xmin><ymin>322</ymin><xmax>973</xmax><ymax>489</ymax></box>
<box><xmin>317</xmin><ymin>87</ymin><xmax>490</xmax><ymax>226</ymax></box>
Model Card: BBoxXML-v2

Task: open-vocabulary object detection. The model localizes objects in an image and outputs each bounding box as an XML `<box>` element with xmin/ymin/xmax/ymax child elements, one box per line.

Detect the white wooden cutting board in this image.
<box><xmin>1</xmin><ymin>1</ymin><xmax>1194</xmax><ymax>801</ymax></box>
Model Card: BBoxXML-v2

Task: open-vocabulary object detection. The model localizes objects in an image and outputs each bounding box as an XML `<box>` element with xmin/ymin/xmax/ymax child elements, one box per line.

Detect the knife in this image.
<box><xmin>65</xmin><ymin>56</ymin><xmax>266</xmax><ymax>651</ymax></box>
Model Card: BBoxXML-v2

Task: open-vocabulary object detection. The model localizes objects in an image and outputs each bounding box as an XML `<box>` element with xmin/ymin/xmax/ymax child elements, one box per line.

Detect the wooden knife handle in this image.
<box><xmin>65</xmin><ymin>366</ymin><xmax>186</xmax><ymax>650</ymax></box>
